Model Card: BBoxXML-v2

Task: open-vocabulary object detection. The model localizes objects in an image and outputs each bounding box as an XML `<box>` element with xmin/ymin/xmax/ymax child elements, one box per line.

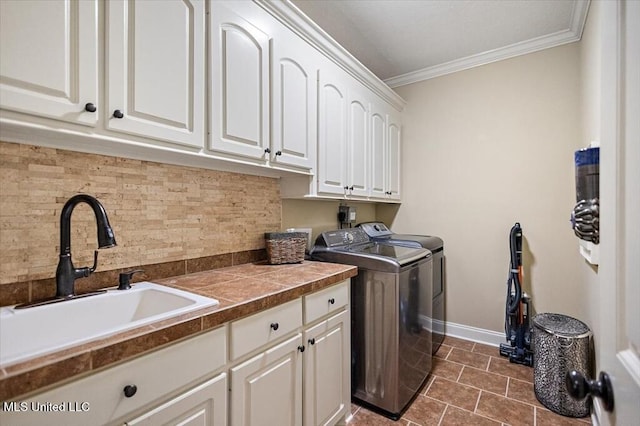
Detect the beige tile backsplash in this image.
<box><xmin>0</xmin><ymin>141</ymin><xmax>282</xmax><ymax>286</ymax></box>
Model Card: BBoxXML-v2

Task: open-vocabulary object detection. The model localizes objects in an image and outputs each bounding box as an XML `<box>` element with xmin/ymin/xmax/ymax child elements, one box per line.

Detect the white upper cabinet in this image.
<box><xmin>0</xmin><ymin>0</ymin><xmax>98</xmax><ymax>126</ymax></box>
<box><xmin>386</xmin><ymin>109</ymin><xmax>402</xmax><ymax>200</ymax></box>
<box><xmin>369</xmin><ymin>99</ymin><xmax>387</xmax><ymax>199</ymax></box>
<box><xmin>313</xmin><ymin>62</ymin><xmax>403</xmax><ymax>201</ymax></box>
<box><xmin>317</xmin><ymin>63</ymin><xmax>348</xmax><ymax>195</ymax></box>
<box><xmin>346</xmin><ymin>83</ymin><xmax>369</xmax><ymax>197</ymax></box>
<box><xmin>270</xmin><ymin>27</ymin><xmax>319</xmax><ymax>171</ymax></box>
<box><xmin>106</xmin><ymin>0</ymin><xmax>205</xmax><ymax>147</ymax></box>
<box><xmin>209</xmin><ymin>1</ymin><xmax>317</xmax><ymax>172</ymax></box>
<box><xmin>1</xmin><ymin>0</ymin><xmax>403</xmax><ymax>190</ymax></box>
<box><xmin>209</xmin><ymin>1</ymin><xmax>270</xmax><ymax>160</ymax></box>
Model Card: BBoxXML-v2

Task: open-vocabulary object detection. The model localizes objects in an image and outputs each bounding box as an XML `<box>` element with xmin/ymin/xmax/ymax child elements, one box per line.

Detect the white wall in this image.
<box><xmin>390</xmin><ymin>43</ymin><xmax>587</xmax><ymax>333</ymax></box>
<box><xmin>577</xmin><ymin>0</ymin><xmax>603</xmax><ymax>350</ymax></box>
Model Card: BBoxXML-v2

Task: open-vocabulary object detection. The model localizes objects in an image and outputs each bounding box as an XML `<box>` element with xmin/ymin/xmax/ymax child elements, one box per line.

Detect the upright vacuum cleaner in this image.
<box><xmin>499</xmin><ymin>222</ymin><xmax>533</xmax><ymax>366</ymax></box>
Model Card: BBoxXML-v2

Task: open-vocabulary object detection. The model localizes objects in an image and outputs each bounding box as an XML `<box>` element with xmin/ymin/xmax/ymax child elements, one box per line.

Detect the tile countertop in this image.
<box><xmin>0</xmin><ymin>261</ymin><xmax>357</xmax><ymax>401</ymax></box>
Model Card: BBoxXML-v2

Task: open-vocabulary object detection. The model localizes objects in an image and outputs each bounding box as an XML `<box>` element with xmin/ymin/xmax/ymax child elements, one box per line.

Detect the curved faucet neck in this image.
<box><xmin>56</xmin><ymin>194</ymin><xmax>116</xmax><ymax>298</ymax></box>
<box><xmin>59</xmin><ymin>194</ymin><xmax>114</xmax><ymax>256</ymax></box>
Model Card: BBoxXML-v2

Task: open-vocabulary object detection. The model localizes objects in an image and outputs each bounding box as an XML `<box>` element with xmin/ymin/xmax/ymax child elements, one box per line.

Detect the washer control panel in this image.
<box><xmin>358</xmin><ymin>222</ymin><xmax>393</xmax><ymax>238</ymax></box>
<box><xmin>316</xmin><ymin>228</ymin><xmax>370</xmax><ymax>248</ymax></box>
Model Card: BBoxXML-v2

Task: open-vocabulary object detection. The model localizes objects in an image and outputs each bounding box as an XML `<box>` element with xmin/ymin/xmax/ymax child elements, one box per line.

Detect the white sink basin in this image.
<box><xmin>0</xmin><ymin>282</ymin><xmax>218</xmax><ymax>366</ymax></box>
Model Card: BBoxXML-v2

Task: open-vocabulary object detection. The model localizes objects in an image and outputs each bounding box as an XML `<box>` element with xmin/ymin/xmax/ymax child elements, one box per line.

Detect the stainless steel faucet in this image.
<box><xmin>56</xmin><ymin>194</ymin><xmax>117</xmax><ymax>298</ymax></box>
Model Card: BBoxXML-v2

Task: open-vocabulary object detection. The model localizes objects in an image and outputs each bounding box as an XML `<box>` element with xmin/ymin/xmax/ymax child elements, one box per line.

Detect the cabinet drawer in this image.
<box><xmin>126</xmin><ymin>372</ymin><xmax>227</xmax><ymax>425</ymax></box>
<box><xmin>304</xmin><ymin>280</ymin><xmax>349</xmax><ymax>324</ymax></box>
<box><xmin>230</xmin><ymin>298</ymin><xmax>302</xmax><ymax>360</ymax></box>
<box><xmin>0</xmin><ymin>327</ymin><xmax>226</xmax><ymax>426</ymax></box>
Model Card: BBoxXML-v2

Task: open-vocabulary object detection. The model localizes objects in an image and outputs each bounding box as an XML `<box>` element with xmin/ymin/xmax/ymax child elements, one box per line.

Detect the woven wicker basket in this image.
<box><xmin>264</xmin><ymin>232</ymin><xmax>307</xmax><ymax>264</ymax></box>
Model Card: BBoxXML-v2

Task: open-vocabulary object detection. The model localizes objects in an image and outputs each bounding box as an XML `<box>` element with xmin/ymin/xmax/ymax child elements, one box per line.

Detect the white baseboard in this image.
<box><xmin>441</xmin><ymin>320</ymin><xmax>505</xmax><ymax>347</ymax></box>
<box><xmin>418</xmin><ymin>316</ymin><xmax>506</xmax><ymax>347</ymax></box>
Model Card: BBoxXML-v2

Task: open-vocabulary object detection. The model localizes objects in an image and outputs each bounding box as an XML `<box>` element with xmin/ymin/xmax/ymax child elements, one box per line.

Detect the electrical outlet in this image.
<box><xmin>338</xmin><ymin>205</ymin><xmax>356</xmax><ymax>224</ymax></box>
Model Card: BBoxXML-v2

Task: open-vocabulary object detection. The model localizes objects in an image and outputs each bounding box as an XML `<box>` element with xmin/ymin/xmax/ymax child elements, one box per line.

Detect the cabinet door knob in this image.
<box><xmin>123</xmin><ymin>384</ymin><xmax>137</xmax><ymax>398</ymax></box>
<box><xmin>275</xmin><ymin>150</ymin><xmax>282</xmax><ymax>156</ymax></box>
<box><xmin>308</xmin><ymin>338</ymin><xmax>315</xmax><ymax>345</ymax></box>
<box><xmin>298</xmin><ymin>345</ymin><xmax>305</xmax><ymax>353</ymax></box>
<box><xmin>349</xmin><ymin>186</ymin><xmax>354</xmax><ymax>191</ymax></box>
<box><xmin>328</xmin><ymin>298</ymin><xmax>335</xmax><ymax>305</ymax></box>
<box><xmin>264</xmin><ymin>148</ymin><xmax>271</xmax><ymax>154</ymax></box>
<box><xmin>113</xmin><ymin>109</ymin><xmax>124</xmax><ymax>119</ymax></box>
<box><xmin>84</xmin><ymin>103</ymin><xmax>97</xmax><ymax>113</ymax></box>
<box><xmin>566</xmin><ymin>370</ymin><xmax>614</xmax><ymax>412</ymax></box>
<box><xmin>270</xmin><ymin>322</ymin><xmax>279</xmax><ymax>331</ymax></box>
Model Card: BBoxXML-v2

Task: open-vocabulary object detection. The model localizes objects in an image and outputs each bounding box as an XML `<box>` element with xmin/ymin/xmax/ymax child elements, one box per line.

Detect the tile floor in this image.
<box><xmin>347</xmin><ymin>336</ymin><xmax>592</xmax><ymax>426</ymax></box>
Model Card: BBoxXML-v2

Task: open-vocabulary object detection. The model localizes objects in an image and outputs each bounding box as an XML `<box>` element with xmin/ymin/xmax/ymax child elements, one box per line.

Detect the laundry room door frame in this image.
<box><xmin>594</xmin><ymin>1</ymin><xmax>640</xmax><ymax>424</ymax></box>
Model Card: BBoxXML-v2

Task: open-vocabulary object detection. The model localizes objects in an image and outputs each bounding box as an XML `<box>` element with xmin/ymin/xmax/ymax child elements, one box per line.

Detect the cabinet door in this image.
<box><xmin>304</xmin><ymin>310</ymin><xmax>350</xmax><ymax>426</ymax></box>
<box><xmin>209</xmin><ymin>1</ymin><xmax>270</xmax><ymax>159</ymax></box>
<box><xmin>126</xmin><ymin>373</ymin><xmax>227</xmax><ymax>426</ymax></box>
<box><xmin>369</xmin><ymin>100</ymin><xmax>387</xmax><ymax>199</ymax></box>
<box><xmin>106</xmin><ymin>0</ymin><xmax>205</xmax><ymax>147</ymax></box>
<box><xmin>317</xmin><ymin>64</ymin><xmax>348</xmax><ymax>196</ymax></box>
<box><xmin>346</xmin><ymin>85</ymin><xmax>369</xmax><ymax>197</ymax></box>
<box><xmin>386</xmin><ymin>110</ymin><xmax>402</xmax><ymax>200</ymax></box>
<box><xmin>0</xmin><ymin>328</ymin><xmax>226</xmax><ymax>426</ymax></box>
<box><xmin>271</xmin><ymin>30</ymin><xmax>318</xmax><ymax>170</ymax></box>
<box><xmin>230</xmin><ymin>333</ymin><xmax>303</xmax><ymax>426</ymax></box>
<box><xmin>0</xmin><ymin>0</ymin><xmax>98</xmax><ymax>126</ymax></box>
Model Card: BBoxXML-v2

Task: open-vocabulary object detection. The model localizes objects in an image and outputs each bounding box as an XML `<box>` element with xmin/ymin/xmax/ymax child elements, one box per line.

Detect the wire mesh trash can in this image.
<box><xmin>532</xmin><ymin>313</ymin><xmax>592</xmax><ymax>417</ymax></box>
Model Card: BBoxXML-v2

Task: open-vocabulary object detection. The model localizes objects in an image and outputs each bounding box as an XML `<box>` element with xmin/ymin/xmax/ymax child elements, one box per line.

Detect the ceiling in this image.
<box><xmin>290</xmin><ymin>0</ymin><xmax>590</xmax><ymax>87</ymax></box>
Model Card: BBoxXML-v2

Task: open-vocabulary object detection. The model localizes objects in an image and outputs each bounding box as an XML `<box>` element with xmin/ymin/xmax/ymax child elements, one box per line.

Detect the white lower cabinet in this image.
<box><xmin>126</xmin><ymin>372</ymin><xmax>227</xmax><ymax>426</ymax></box>
<box><xmin>0</xmin><ymin>327</ymin><xmax>227</xmax><ymax>426</ymax></box>
<box><xmin>303</xmin><ymin>310</ymin><xmax>350</xmax><ymax>426</ymax></box>
<box><xmin>230</xmin><ymin>333</ymin><xmax>304</xmax><ymax>426</ymax></box>
<box><xmin>1</xmin><ymin>282</ymin><xmax>350</xmax><ymax>426</ymax></box>
<box><xmin>228</xmin><ymin>279</ymin><xmax>350</xmax><ymax>426</ymax></box>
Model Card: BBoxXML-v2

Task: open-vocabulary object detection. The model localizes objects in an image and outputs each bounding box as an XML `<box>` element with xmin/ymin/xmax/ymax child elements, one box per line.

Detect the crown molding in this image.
<box><xmin>255</xmin><ymin>0</ymin><xmax>406</xmax><ymax>111</ymax></box>
<box><xmin>385</xmin><ymin>0</ymin><xmax>591</xmax><ymax>88</ymax></box>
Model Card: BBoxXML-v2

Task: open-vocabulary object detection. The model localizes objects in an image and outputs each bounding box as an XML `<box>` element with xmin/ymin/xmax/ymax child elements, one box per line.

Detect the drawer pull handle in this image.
<box><xmin>123</xmin><ymin>384</ymin><xmax>137</xmax><ymax>398</ymax></box>
<box><xmin>308</xmin><ymin>338</ymin><xmax>315</xmax><ymax>345</ymax></box>
<box><xmin>328</xmin><ymin>298</ymin><xmax>335</xmax><ymax>305</ymax></box>
<box><xmin>298</xmin><ymin>345</ymin><xmax>305</xmax><ymax>353</ymax></box>
<box><xmin>270</xmin><ymin>322</ymin><xmax>279</xmax><ymax>331</ymax></box>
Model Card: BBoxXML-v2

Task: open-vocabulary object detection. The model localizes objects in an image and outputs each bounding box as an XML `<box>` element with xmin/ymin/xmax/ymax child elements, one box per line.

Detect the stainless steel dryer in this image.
<box><xmin>310</xmin><ymin>228</ymin><xmax>433</xmax><ymax>419</ymax></box>
<box><xmin>357</xmin><ymin>222</ymin><xmax>445</xmax><ymax>354</ymax></box>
